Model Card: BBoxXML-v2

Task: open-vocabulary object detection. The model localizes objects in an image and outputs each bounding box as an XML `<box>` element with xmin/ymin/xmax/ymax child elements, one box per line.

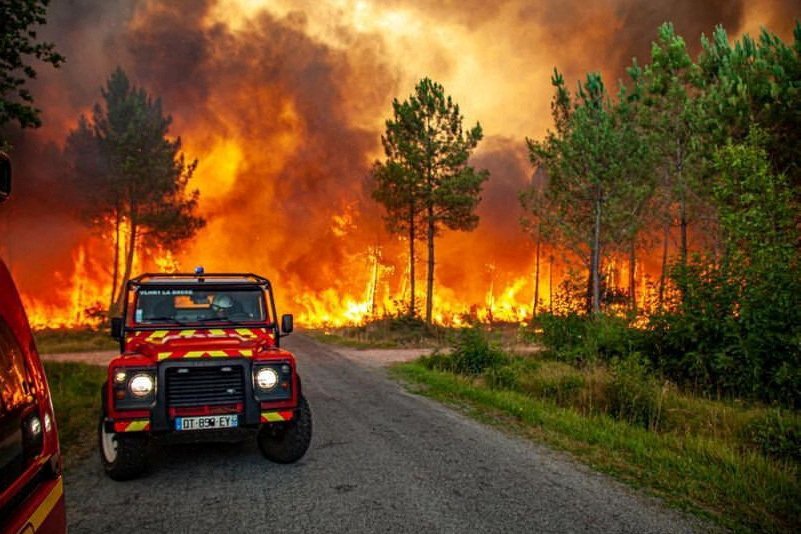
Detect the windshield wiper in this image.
<box><xmin>195</xmin><ymin>317</ymin><xmax>234</xmax><ymax>323</ymax></box>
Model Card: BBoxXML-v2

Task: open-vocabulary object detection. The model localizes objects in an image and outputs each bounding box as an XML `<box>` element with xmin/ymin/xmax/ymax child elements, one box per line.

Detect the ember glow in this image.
<box><xmin>0</xmin><ymin>0</ymin><xmax>796</xmax><ymax>328</ymax></box>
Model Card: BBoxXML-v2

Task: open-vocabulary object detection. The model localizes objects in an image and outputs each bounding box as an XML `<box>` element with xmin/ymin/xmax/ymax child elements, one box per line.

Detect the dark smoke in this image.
<box><xmin>0</xmin><ymin>0</ymin><xmax>797</xmax><ymax>313</ymax></box>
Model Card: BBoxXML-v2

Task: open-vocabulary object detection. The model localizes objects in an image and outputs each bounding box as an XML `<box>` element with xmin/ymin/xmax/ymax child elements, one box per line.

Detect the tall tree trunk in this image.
<box><xmin>368</xmin><ymin>247</ymin><xmax>379</xmax><ymax>317</ymax></box>
<box><xmin>114</xmin><ymin>215</ymin><xmax>137</xmax><ymax>315</ymax></box>
<box><xmin>548</xmin><ymin>255</ymin><xmax>553</xmax><ymax>313</ymax></box>
<box><xmin>629</xmin><ymin>239</ymin><xmax>637</xmax><ymax>312</ymax></box>
<box><xmin>532</xmin><ymin>224</ymin><xmax>541</xmax><ymax>319</ymax></box>
<box><xmin>425</xmin><ymin>205</ymin><xmax>435</xmax><ymax>325</ymax></box>
<box><xmin>658</xmin><ymin>219</ymin><xmax>670</xmax><ymax>309</ymax></box>
<box><xmin>680</xmin><ymin>196</ymin><xmax>688</xmax><ymax>269</ymax></box>
<box><xmin>590</xmin><ymin>192</ymin><xmax>602</xmax><ymax>315</ymax></box>
<box><xmin>676</xmin><ymin>146</ymin><xmax>688</xmax><ymax>270</ymax></box>
<box><xmin>408</xmin><ymin>207</ymin><xmax>416</xmax><ymax>318</ymax></box>
<box><xmin>109</xmin><ymin>209</ymin><xmax>121</xmax><ymax>315</ymax></box>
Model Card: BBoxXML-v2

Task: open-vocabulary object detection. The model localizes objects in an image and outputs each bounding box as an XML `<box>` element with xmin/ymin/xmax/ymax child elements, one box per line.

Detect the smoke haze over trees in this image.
<box><xmin>0</xmin><ymin>0</ymin><xmax>797</xmax><ymax>326</ymax></box>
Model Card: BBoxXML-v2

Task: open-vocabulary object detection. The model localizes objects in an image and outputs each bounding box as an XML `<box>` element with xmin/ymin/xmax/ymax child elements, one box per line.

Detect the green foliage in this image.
<box><xmin>608</xmin><ymin>354</ymin><xmax>664</xmax><ymax>430</ymax></box>
<box><xmin>743</xmin><ymin>410</ymin><xmax>801</xmax><ymax>464</ymax></box>
<box><xmin>640</xmin><ymin>134</ymin><xmax>801</xmax><ymax>406</ymax></box>
<box><xmin>0</xmin><ymin>0</ymin><xmax>64</xmax><ymax>135</ymax></box>
<box><xmin>43</xmin><ymin>361</ymin><xmax>106</xmax><ymax>466</ymax></box>
<box><xmin>372</xmin><ymin>78</ymin><xmax>488</xmax><ymax>322</ymax></box>
<box><xmin>524</xmin><ymin>22</ymin><xmax>801</xmax><ymax>410</ymax></box>
<box><xmin>535</xmin><ymin>312</ymin><xmax>638</xmax><ymax>365</ymax></box>
<box><xmin>700</xmin><ymin>22</ymin><xmax>801</xmax><ymax>200</ymax></box>
<box><xmin>517</xmin><ymin>360</ymin><xmax>586</xmax><ymax>407</ymax></box>
<box><xmin>526</xmin><ymin>70</ymin><xmax>653</xmax><ymax>314</ymax></box>
<box><xmin>33</xmin><ymin>327</ymin><xmax>118</xmax><ymax>354</ymax></box>
<box><xmin>449</xmin><ymin>327</ymin><xmax>507</xmax><ymax>375</ymax></box>
<box><xmin>484</xmin><ymin>363</ymin><xmax>520</xmax><ymax>391</ymax></box>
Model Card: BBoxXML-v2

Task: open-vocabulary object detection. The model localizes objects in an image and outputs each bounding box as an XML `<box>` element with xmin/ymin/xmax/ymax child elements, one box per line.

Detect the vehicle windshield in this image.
<box><xmin>134</xmin><ymin>287</ymin><xmax>268</xmax><ymax>324</ymax></box>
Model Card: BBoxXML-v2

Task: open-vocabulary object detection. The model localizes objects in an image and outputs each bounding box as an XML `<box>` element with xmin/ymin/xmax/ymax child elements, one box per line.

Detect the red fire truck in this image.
<box><xmin>100</xmin><ymin>269</ymin><xmax>312</xmax><ymax>480</ymax></box>
<box><xmin>0</xmin><ymin>153</ymin><xmax>67</xmax><ymax>533</ymax></box>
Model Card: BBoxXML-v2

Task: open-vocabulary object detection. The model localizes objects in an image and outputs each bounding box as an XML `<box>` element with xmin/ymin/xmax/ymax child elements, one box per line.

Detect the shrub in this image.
<box><xmin>419</xmin><ymin>351</ymin><xmax>455</xmax><ymax>372</ymax></box>
<box><xmin>608</xmin><ymin>354</ymin><xmax>665</xmax><ymax>431</ymax></box>
<box><xmin>743</xmin><ymin>410</ymin><xmax>801</xmax><ymax>463</ymax></box>
<box><xmin>485</xmin><ymin>364</ymin><xmax>519</xmax><ymax>390</ymax></box>
<box><xmin>535</xmin><ymin>312</ymin><xmax>640</xmax><ymax>365</ymax></box>
<box><xmin>517</xmin><ymin>360</ymin><xmax>586</xmax><ymax>406</ymax></box>
<box><xmin>449</xmin><ymin>327</ymin><xmax>507</xmax><ymax>375</ymax></box>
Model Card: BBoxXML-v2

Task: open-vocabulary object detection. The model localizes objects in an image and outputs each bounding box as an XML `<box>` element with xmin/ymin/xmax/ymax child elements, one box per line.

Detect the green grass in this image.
<box><xmin>34</xmin><ymin>328</ymin><xmax>118</xmax><ymax>354</ymax></box>
<box><xmin>43</xmin><ymin>361</ymin><xmax>105</xmax><ymax>467</ymax></box>
<box><xmin>392</xmin><ymin>361</ymin><xmax>800</xmax><ymax>533</ymax></box>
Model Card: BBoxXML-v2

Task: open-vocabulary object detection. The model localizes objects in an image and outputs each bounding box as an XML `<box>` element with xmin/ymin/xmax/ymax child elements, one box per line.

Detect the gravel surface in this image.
<box><xmin>63</xmin><ymin>335</ymin><xmax>709</xmax><ymax>533</ymax></box>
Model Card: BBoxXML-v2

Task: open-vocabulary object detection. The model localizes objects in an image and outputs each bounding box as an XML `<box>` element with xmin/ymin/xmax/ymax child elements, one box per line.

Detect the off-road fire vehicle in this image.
<box><xmin>100</xmin><ymin>269</ymin><xmax>311</xmax><ymax>480</ymax></box>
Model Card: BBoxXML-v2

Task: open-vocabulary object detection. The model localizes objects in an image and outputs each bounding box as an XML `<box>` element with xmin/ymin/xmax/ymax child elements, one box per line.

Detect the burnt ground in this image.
<box><xmin>61</xmin><ymin>335</ymin><xmax>709</xmax><ymax>533</ymax></box>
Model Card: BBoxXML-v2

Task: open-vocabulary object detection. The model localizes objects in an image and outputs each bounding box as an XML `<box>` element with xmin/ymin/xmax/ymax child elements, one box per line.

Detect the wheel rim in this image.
<box><xmin>101</xmin><ymin>423</ymin><xmax>118</xmax><ymax>463</ymax></box>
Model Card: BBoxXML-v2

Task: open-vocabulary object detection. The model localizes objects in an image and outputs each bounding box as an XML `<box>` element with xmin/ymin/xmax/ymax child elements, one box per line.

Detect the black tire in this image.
<box><xmin>258</xmin><ymin>395</ymin><xmax>312</xmax><ymax>464</ymax></box>
<box><xmin>98</xmin><ymin>415</ymin><xmax>149</xmax><ymax>481</ymax></box>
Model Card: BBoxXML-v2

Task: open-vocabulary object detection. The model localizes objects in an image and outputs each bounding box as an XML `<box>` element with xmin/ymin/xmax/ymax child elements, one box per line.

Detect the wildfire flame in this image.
<box><xmin>3</xmin><ymin>1</ymin><xmax>792</xmax><ymax>330</ymax></box>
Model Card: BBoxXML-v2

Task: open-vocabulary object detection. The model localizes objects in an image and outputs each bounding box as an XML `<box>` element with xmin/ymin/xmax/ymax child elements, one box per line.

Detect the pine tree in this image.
<box><xmin>372</xmin><ymin>78</ymin><xmax>488</xmax><ymax>323</ymax></box>
<box><xmin>65</xmin><ymin>68</ymin><xmax>204</xmax><ymax>314</ymax></box>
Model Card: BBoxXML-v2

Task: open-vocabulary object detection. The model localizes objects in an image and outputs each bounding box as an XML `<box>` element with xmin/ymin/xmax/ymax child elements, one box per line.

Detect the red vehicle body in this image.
<box><xmin>99</xmin><ymin>271</ymin><xmax>312</xmax><ymax>480</ymax></box>
<box><xmin>0</xmin><ymin>154</ymin><xmax>66</xmax><ymax>533</ymax></box>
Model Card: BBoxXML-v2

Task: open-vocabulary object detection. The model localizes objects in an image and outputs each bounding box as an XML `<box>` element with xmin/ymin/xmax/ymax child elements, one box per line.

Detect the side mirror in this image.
<box><xmin>0</xmin><ymin>153</ymin><xmax>10</xmax><ymax>203</ymax></box>
<box><xmin>281</xmin><ymin>314</ymin><xmax>294</xmax><ymax>335</ymax></box>
<box><xmin>110</xmin><ymin>317</ymin><xmax>123</xmax><ymax>340</ymax></box>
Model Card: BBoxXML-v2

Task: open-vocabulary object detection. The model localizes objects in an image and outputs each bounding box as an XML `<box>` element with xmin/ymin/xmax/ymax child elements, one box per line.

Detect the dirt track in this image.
<box><xmin>61</xmin><ymin>335</ymin><xmax>707</xmax><ymax>533</ymax></box>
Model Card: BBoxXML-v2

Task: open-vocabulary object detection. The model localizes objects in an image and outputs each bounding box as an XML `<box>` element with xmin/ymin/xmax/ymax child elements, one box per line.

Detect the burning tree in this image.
<box><xmin>372</xmin><ymin>78</ymin><xmax>488</xmax><ymax>324</ymax></box>
<box><xmin>526</xmin><ymin>71</ymin><xmax>650</xmax><ymax>315</ymax></box>
<box><xmin>65</xmin><ymin>68</ymin><xmax>204</xmax><ymax>314</ymax></box>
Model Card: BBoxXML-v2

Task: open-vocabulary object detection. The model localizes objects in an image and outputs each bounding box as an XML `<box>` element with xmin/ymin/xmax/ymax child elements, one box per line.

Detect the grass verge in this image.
<box><xmin>43</xmin><ymin>361</ymin><xmax>105</xmax><ymax>468</ymax></box>
<box><xmin>34</xmin><ymin>328</ymin><xmax>118</xmax><ymax>354</ymax></box>
<box><xmin>391</xmin><ymin>361</ymin><xmax>800</xmax><ymax>533</ymax></box>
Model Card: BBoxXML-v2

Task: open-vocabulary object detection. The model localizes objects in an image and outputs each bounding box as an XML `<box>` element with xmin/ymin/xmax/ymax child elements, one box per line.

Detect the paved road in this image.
<box><xmin>64</xmin><ymin>335</ymin><xmax>707</xmax><ymax>533</ymax></box>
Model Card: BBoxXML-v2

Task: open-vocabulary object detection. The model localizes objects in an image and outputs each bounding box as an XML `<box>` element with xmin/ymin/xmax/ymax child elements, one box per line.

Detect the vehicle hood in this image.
<box><xmin>124</xmin><ymin>327</ymin><xmax>276</xmax><ymax>361</ymax></box>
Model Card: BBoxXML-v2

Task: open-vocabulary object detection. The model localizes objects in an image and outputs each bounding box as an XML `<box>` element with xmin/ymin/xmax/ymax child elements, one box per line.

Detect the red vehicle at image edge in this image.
<box><xmin>0</xmin><ymin>154</ymin><xmax>67</xmax><ymax>533</ymax></box>
<box><xmin>99</xmin><ymin>268</ymin><xmax>312</xmax><ymax>480</ymax></box>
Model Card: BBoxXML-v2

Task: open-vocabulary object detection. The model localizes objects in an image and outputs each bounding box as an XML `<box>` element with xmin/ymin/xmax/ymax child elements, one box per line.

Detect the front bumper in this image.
<box><xmin>108</xmin><ymin>358</ymin><xmax>295</xmax><ymax>433</ymax></box>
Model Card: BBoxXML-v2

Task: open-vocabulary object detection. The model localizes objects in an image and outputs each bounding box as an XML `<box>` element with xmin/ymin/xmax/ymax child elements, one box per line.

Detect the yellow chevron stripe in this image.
<box><xmin>159</xmin><ymin>349</ymin><xmax>254</xmax><ymax>360</ymax></box>
<box><xmin>180</xmin><ymin>350</ymin><xmax>226</xmax><ymax>358</ymax></box>
<box><xmin>126</xmin><ymin>420</ymin><xmax>150</xmax><ymax>431</ymax></box>
<box><xmin>148</xmin><ymin>330</ymin><xmax>169</xmax><ymax>342</ymax></box>
<box><xmin>261</xmin><ymin>412</ymin><xmax>286</xmax><ymax>422</ymax></box>
<box><xmin>209</xmin><ymin>329</ymin><xmax>226</xmax><ymax>336</ymax></box>
<box><xmin>178</xmin><ymin>329</ymin><xmax>196</xmax><ymax>337</ymax></box>
<box><xmin>236</xmin><ymin>328</ymin><xmax>256</xmax><ymax>338</ymax></box>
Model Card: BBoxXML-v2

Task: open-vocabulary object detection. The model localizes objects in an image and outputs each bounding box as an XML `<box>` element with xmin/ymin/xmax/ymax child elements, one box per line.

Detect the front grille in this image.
<box><xmin>165</xmin><ymin>366</ymin><xmax>245</xmax><ymax>407</ymax></box>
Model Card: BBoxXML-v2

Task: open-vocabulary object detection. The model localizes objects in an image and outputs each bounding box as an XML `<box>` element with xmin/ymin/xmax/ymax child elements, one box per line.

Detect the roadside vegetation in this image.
<box><xmin>307</xmin><ymin>316</ymin><xmax>528</xmax><ymax>350</ymax></box>
<box><xmin>307</xmin><ymin>316</ymin><xmax>454</xmax><ymax>349</ymax></box>
<box><xmin>393</xmin><ymin>325</ymin><xmax>800</xmax><ymax>533</ymax></box>
<box><xmin>43</xmin><ymin>361</ymin><xmax>105</xmax><ymax>467</ymax></box>
<box><xmin>34</xmin><ymin>327</ymin><xmax>117</xmax><ymax>354</ymax></box>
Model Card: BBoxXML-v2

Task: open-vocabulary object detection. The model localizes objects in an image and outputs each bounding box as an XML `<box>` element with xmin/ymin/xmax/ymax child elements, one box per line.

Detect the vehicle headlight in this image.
<box><xmin>255</xmin><ymin>367</ymin><xmax>279</xmax><ymax>390</ymax></box>
<box><xmin>129</xmin><ymin>374</ymin><xmax>155</xmax><ymax>397</ymax></box>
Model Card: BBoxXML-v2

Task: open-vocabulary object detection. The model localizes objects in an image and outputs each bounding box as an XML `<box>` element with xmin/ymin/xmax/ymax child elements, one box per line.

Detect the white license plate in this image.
<box><xmin>175</xmin><ymin>415</ymin><xmax>239</xmax><ymax>431</ymax></box>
